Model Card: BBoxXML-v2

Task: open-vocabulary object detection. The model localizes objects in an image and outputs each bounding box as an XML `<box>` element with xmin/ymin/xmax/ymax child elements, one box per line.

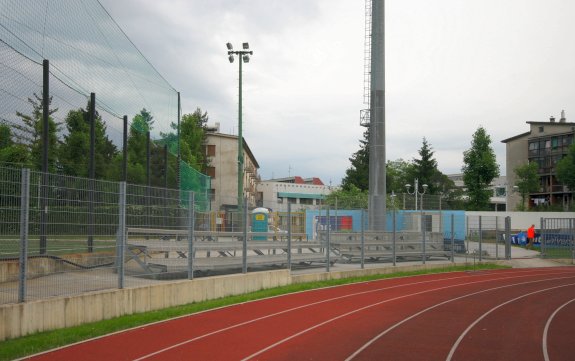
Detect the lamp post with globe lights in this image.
<box><xmin>405</xmin><ymin>178</ymin><xmax>428</xmax><ymax>211</ymax></box>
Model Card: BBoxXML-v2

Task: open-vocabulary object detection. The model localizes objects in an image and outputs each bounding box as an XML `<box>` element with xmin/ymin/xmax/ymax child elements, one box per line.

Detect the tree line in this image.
<box><xmin>328</xmin><ymin>125</ymin><xmax>575</xmax><ymax>211</ymax></box>
<box><xmin>0</xmin><ymin>93</ymin><xmax>210</xmax><ymax>188</ymax></box>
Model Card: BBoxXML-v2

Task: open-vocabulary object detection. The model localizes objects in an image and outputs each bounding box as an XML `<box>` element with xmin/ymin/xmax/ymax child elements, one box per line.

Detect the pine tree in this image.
<box><xmin>15</xmin><ymin>93</ymin><xmax>60</xmax><ymax>172</ymax></box>
<box><xmin>59</xmin><ymin>101</ymin><xmax>117</xmax><ymax>179</ymax></box>
<box><xmin>411</xmin><ymin>138</ymin><xmax>439</xmax><ymax>194</ymax></box>
<box><xmin>341</xmin><ymin>128</ymin><xmax>369</xmax><ymax>191</ymax></box>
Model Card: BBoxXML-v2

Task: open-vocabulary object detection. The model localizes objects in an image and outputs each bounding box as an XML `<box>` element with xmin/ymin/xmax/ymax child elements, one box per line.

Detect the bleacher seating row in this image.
<box><xmin>124</xmin><ymin>228</ymin><xmax>456</xmax><ymax>277</ymax></box>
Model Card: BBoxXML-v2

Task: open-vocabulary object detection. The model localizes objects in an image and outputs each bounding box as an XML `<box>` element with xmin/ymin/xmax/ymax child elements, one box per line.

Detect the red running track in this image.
<box><xmin>26</xmin><ymin>267</ymin><xmax>575</xmax><ymax>361</ymax></box>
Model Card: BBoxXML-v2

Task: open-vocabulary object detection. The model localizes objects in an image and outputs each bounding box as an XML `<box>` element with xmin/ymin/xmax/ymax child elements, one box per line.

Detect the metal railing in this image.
<box><xmin>1</xmin><ymin>166</ymin><xmax>517</xmax><ymax>305</ymax></box>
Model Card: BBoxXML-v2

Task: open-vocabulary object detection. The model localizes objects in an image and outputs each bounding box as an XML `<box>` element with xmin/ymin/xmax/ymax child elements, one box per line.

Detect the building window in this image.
<box><xmin>206</xmin><ymin>166</ymin><xmax>216</xmax><ymax>178</ymax></box>
<box><xmin>539</xmin><ymin>126</ymin><xmax>544</xmax><ymax>133</ymax></box>
<box><xmin>207</xmin><ymin>144</ymin><xmax>216</xmax><ymax>156</ymax></box>
<box><xmin>300</xmin><ymin>198</ymin><xmax>313</xmax><ymax>205</ymax></box>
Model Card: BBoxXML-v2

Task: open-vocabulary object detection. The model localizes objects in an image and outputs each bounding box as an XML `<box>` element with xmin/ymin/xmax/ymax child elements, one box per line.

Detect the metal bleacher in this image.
<box><xmin>125</xmin><ymin>228</ymin><xmax>332</xmax><ymax>276</ymax></box>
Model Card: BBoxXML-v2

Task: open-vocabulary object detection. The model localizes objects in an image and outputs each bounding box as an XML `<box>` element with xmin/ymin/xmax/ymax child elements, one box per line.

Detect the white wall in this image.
<box><xmin>466</xmin><ymin>211</ymin><xmax>575</xmax><ymax>231</ymax></box>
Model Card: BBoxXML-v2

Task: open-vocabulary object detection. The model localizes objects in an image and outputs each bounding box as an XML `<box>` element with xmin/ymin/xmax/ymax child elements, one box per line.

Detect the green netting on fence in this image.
<box><xmin>181</xmin><ymin>160</ymin><xmax>211</xmax><ymax>211</ymax></box>
<box><xmin>0</xmin><ymin>0</ymin><xmax>211</xmax><ymax>203</ymax></box>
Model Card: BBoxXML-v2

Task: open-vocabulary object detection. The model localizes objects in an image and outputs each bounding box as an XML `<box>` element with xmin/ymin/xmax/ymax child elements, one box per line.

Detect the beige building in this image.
<box><xmin>257</xmin><ymin>176</ymin><xmax>333</xmax><ymax>211</ymax></box>
<box><xmin>205</xmin><ymin>130</ymin><xmax>260</xmax><ymax>211</ymax></box>
<box><xmin>502</xmin><ymin>111</ymin><xmax>575</xmax><ymax>210</ymax></box>
<box><xmin>447</xmin><ymin>174</ymin><xmax>507</xmax><ymax>211</ymax></box>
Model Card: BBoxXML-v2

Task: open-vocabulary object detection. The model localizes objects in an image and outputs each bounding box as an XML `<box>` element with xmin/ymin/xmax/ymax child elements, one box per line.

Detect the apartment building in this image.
<box><xmin>502</xmin><ymin>111</ymin><xmax>575</xmax><ymax>210</ymax></box>
<box><xmin>204</xmin><ymin>128</ymin><xmax>260</xmax><ymax>211</ymax></box>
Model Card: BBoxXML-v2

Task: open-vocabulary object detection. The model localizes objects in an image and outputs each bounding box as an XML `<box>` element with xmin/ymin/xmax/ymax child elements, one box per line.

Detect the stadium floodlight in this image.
<box><xmin>226</xmin><ymin>42</ymin><xmax>254</xmax><ymax>210</ymax></box>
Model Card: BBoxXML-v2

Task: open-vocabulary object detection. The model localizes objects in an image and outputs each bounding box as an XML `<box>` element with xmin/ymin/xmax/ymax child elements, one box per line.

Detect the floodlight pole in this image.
<box><xmin>227</xmin><ymin>43</ymin><xmax>253</xmax><ymax>211</ymax></box>
<box><xmin>238</xmin><ymin>56</ymin><xmax>244</xmax><ymax>211</ymax></box>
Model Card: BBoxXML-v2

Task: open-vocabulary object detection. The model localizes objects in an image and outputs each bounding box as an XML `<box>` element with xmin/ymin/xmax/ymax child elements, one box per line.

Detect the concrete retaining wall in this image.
<box><xmin>0</xmin><ymin>270</ymin><xmax>290</xmax><ymax>341</ymax></box>
<box><xmin>0</xmin><ymin>262</ymin><xmax>502</xmax><ymax>341</ymax></box>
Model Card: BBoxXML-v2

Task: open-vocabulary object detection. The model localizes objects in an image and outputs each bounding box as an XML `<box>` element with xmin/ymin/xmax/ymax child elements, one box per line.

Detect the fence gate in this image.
<box><xmin>540</xmin><ymin>218</ymin><xmax>575</xmax><ymax>263</ymax></box>
<box><xmin>465</xmin><ymin>215</ymin><xmax>510</xmax><ymax>261</ymax></box>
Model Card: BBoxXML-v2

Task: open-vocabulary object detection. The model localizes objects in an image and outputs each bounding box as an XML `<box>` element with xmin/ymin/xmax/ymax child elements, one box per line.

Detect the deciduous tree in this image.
<box><xmin>462</xmin><ymin>126</ymin><xmax>500</xmax><ymax>210</ymax></box>
<box><xmin>556</xmin><ymin>142</ymin><xmax>575</xmax><ymax>209</ymax></box>
<box><xmin>513</xmin><ymin>161</ymin><xmax>539</xmax><ymax>210</ymax></box>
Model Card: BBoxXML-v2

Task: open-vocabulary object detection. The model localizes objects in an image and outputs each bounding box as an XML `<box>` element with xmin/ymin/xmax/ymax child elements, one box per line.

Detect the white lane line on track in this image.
<box><xmin>134</xmin><ymin>269</ymin><xmax>568</xmax><ymax>361</ymax></box>
<box><xmin>132</xmin><ymin>272</ymin><xmax>474</xmax><ymax>360</ymax></box>
<box><xmin>344</xmin><ymin>276</ymin><xmax>575</xmax><ymax>360</ymax></box>
<box><xmin>445</xmin><ymin>283</ymin><xmax>575</xmax><ymax>361</ymax></box>
<box><xmin>243</xmin><ymin>274</ymin><xmax>575</xmax><ymax>361</ymax></box>
<box><xmin>543</xmin><ymin>298</ymin><xmax>575</xmax><ymax>361</ymax></box>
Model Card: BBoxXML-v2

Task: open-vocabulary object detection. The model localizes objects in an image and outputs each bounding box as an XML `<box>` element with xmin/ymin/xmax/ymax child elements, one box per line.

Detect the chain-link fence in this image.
<box><xmin>2</xmin><ymin>166</ymin><xmax>524</xmax><ymax>305</ymax></box>
<box><xmin>0</xmin><ymin>0</ymin><xmax>211</xmax><ymax>207</ymax></box>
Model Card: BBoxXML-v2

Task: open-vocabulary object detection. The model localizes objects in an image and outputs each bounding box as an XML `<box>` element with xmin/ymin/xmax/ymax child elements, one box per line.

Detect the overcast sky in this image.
<box><xmin>97</xmin><ymin>0</ymin><xmax>575</xmax><ymax>186</ymax></box>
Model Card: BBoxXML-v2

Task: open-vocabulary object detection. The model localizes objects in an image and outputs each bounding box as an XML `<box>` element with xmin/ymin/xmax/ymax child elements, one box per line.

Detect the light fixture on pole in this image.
<box><xmin>390</xmin><ymin>190</ymin><xmax>397</xmax><ymax>210</ymax></box>
<box><xmin>405</xmin><ymin>178</ymin><xmax>428</xmax><ymax>211</ymax></box>
<box><xmin>227</xmin><ymin>42</ymin><xmax>253</xmax><ymax>210</ymax></box>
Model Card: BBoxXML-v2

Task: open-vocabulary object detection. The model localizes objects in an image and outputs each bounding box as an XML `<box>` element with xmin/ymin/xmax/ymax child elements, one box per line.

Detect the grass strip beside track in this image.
<box><xmin>0</xmin><ymin>263</ymin><xmax>506</xmax><ymax>360</ymax></box>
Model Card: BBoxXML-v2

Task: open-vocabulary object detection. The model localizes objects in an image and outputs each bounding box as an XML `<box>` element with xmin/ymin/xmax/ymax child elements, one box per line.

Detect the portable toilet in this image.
<box><xmin>252</xmin><ymin>208</ymin><xmax>269</xmax><ymax>240</ymax></box>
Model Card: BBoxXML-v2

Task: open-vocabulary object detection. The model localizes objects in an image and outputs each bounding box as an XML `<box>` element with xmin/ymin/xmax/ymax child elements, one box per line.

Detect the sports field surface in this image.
<box><xmin>27</xmin><ymin>266</ymin><xmax>575</xmax><ymax>360</ymax></box>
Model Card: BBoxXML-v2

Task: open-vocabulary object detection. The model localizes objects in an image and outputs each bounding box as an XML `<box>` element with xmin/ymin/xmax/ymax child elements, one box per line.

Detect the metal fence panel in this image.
<box><xmin>541</xmin><ymin>218</ymin><xmax>575</xmax><ymax>262</ymax></box>
<box><xmin>465</xmin><ymin>215</ymin><xmax>507</xmax><ymax>261</ymax></box>
<box><xmin>3</xmin><ymin>165</ymin><xmax>528</xmax><ymax>306</ymax></box>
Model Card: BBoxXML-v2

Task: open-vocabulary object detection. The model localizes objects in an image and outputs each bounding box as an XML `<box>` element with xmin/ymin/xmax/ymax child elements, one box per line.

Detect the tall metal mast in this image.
<box><xmin>367</xmin><ymin>0</ymin><xmax>386</xmax><ymax>230</ymax></box>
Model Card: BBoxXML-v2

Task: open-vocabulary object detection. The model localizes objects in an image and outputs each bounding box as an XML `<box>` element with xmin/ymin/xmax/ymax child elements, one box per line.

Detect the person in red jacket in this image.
<box><xmin>526</xmin><ymin>224</ymin><xmax>536</xmax><ymax>249</ymax></box>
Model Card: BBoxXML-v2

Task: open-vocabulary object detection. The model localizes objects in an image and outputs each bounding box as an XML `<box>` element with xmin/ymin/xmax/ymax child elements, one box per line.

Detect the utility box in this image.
<box><xmin>252</xmin><ymin>208</ymin><xmax>269</xmax><ymax>240</ymax></box>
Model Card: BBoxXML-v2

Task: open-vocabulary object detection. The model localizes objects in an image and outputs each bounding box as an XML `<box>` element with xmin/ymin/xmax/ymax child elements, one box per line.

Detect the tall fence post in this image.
<box><xmin>478</xmin><ymin>216</ymin><xmax>483</xmax><ymax>262</ymax></box>
<box><xmin>188</xmin><ymin>192</ymin><xmax>195</xmax><ymax>280</ymax></box>
<box><xmin>40</xmin><ymin>59</ymin><xmax>49</xmax><ymax>255</ymax></box>
<box><xmin>117</xmin><ymin>181</ymin><xmax>126</xmax><ymax>289</ymax></box>
<box><xmin>505</xmin><ymin>216</ymin><xmax>511</xmax><ymax>260</ymax></box>
<box><xmin>122</xmin><ymin>115</ymin><xmax>128</xmax><ymax>182</ymax></box>
<box><xmin>242</xmin><ymin>197</ymin><xmax>248</xmax><ymax>274</ymax></box>
<box><xmin>18</xmin><ymin>168</ymin><xmax>30</xmax><ymax>303</ymax></box>
<box><xmin>495</xmin><ymin>217</ymin><xmax>499</xmax><ymax>260</ymax></box>
<box><xmin>392</xmin><ymin>208</ymin><xmax>396</xmax><ymax>266</ymax></box>
<box><xmin>540</xmin><ymin>217</ymin><xmax>545</xmax><ymax>257</ymax></box>
<box><xmin>326</xmin><ymin>207</ymin><xmax>331</xmax><ymax>272</ymax></box>
<box><xmin>571</xmin><ymin>218</ymin><xmax>574</xmax><ymax>265</ymax></box>
<box><xmin>146</xmin><ymin>131</ymin><xmax>151</xmax><ymax>230</ymax></box>
<box><xmin>88</xmin><ymin>92</ymin><xmax>96</xmax><ymax>253</ymax></box>
<box><xmin>360</xmin><ymin>208</ymin><xmax>365</xmax><ymax>269</ymax></box>
<box><xmin>421</xmin><ymin>212</ymin><xmax>426</xmax><ymax>265</ymax></box>
<box><xmin>287</xmin><ymin>202</ymin><xmax>292</xmax><ymax>271</ymax></box>
<box><xmin>450</xmin><ymin>213</ymin><xmax>455</xmax><ymax>263</ymax></box>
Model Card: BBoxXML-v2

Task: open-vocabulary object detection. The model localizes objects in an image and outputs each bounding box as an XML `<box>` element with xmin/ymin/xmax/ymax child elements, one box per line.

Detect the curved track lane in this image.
<box><xmin>27</xmin><ymin>267</ymin><xmax>575</xmax><ymax>361</ymax></box>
